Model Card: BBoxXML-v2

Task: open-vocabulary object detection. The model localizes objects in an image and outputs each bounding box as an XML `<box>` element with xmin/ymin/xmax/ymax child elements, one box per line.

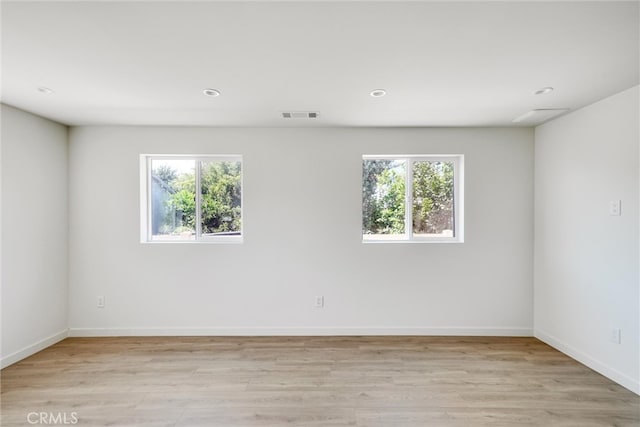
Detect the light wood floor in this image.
<box><xmin>1</xmin><ymin>336</ymin><xmax>638</xmax><ymax>426</ymax></box>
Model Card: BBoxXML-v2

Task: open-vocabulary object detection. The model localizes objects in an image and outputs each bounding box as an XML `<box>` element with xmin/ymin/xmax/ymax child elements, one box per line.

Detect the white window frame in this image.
<box><xmin>362</xmin><ymin>154</ymin><xmax>464</xmax><ymax>243</ymax></box>
<box><xmin>140</xmin><ymin>154</ymin><xmax>243</xmax><ymax>243</ymax></box>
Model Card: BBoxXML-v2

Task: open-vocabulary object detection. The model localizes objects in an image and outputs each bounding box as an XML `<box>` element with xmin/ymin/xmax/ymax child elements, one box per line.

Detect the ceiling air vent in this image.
<box><xmin>282</xmin><ymin>111</ymin><xmax>319</xmax><ymax>119</ymax></box>
<box><xmin>512</xmin><ymin>108</ymin><xmax>569</xmax><ymax>124</ymax></box>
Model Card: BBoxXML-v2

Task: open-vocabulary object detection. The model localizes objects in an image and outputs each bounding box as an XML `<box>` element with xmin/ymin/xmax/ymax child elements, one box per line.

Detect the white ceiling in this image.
<box><xmin>1</xmin><ymin>1</ymin><xmax>638</xmax><ymax>127</ymax></box>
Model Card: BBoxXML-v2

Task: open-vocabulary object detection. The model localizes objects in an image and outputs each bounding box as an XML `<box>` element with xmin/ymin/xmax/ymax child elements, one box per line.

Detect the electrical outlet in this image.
<box><xmin>314</xmin><ymin>296</ymin><xmax>324</xmax><ymax>308</ymax></box>
<box><xmin>609</xmin><ymin>328</ymin><xmax>621</xmax><ymax>344</ymax></box>
<box><xmin>609</xmin><ymin>200</ymin><xmax>621</xmax><ymax>216</ymax></box>
<box><xmin>97</xmin><ymin>296</ymin><xmax>105</xmax><ymax>308</ymax></box>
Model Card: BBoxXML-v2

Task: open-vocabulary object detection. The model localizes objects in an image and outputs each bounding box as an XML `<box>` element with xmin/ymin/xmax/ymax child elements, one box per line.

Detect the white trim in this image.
<box><xmin>362</xmin><ymin>238</ymin><xmax>462</xmax><ymax>244</ymax></box>
<box><xmin>68</xmin><ymin>326</ymin><xmax>532</xmax><ymax>337</ymax></box>
<box><xmin>143</xmin><ymin>154</ymin><xmax>242</xmax><ymax>161</ymax></box>
<box><xmin>455</xmin><ymin>154</ymin><xmax>465</xmax><ymax>241</ymax></box>
<box><xmin>195</xmin><ymin>159</ymin><xmax>202</xmax><ymax>239</ymax></box>
<box><xmin>363</xmin><ymin>154</ymin><xmax>461</xmax><ymax>161</ymax></box>
<box><xmin>405</xmin><ymin>158</ymin><xmax>413</xmax><ymax>240</ymax></box>
<box><xmin>535</xmin><ymin>329</ymin><xmax>640</xmax><ymax>395</ymax></box>
<box><xmin>141</xmin><ymin>238</ymin><xmax>243</xmax><ymax>244</ymax></box>
<box><xmin>0</xmin><ymin>329</ymin><xmax>68</xmax><ymax>369</ymax></box>
<box><xmin>139</xmin><ymin>155</ymin><xmax>150</xmax><ymax>242</ymax></box>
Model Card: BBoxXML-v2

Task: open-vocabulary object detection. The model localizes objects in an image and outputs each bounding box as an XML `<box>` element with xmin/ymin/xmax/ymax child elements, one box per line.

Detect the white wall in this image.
<box><xmin>1</xmin><ymin>104</ymin><xmax>69</xmax><ymax>367</ymax></box>
<box><xmin>534</xmin><ymin>86</ymin><xmax>639</xmax><ymax>393</ymax></box>
<box><xmin>68</xmin><ymin>126</ymin><xmax>534</xmax><ymax>336</ymax></box>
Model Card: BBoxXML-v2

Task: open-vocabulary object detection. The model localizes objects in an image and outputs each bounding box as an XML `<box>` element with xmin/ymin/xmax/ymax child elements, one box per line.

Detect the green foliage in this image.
<box><xmin>362</xmin><ymin>159</ymin><xmax>454</xmax><ymax>236</ymax></box>
<box><xmin>200</xmin><ymin>161</ymin><xmax>242</xmax><ymax>234</ymax></box>
<box><xmin>168</xmin><ymin>189</ymin><xmax>196</xmax><ymax>230</ymax></box>
<box><xmin>412</xmin><ymin>162</ymin><xmax>454</xmax><ymax>234</ymax></box>
<box><xmin>362</xmin><ymin>160</ymin><xmax>391</xmax><ymax>233</ymax></box>
<box><xmin>362</xmin><ymin>160</ymin><xmax>405</xmax><ymax>234</ymax></box>
<box><xmin>153</xmin><ymin>164</ymin><xmax>177</xmax><ymax>186</ymax></box>
<box><xmin>375</xmin><ymin>168</ymin><xmax>406</xmax><ymax>233</ymax></box>
<box><xmin>152</xmin><ymin>161</ymin><xmax>241</xmax><ymax>236</ymax></box>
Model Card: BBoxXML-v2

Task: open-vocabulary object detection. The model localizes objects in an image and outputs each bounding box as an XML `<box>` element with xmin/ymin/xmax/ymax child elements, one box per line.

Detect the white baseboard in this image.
<box><xmin>68</xmin><ymin>326</ymin><xmax>532</xmax><ymax>337</ymax></box>
<box><xmin>1</xmin><ymin>329</ymin><xmax>69</xmax><ymax>369</ymax></box>
<box><xmin>535</xmin><ymin>329</ymin><xmax>639</xmax><ymax>395</ymax></box>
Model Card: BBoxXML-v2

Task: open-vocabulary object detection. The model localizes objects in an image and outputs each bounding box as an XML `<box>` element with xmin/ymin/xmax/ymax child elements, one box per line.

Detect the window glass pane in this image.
<box><xmin>362</xmin><ymin>159</ymin><xmax>406</xmax><ymax>239</ymax></box>
<box><xmin>200</xmin><ymin>160</ymin><xmax>242</xmax><ymax>236</ymax></box>
<box><xmin>151</xmin><ymin>159</ymin><xmax>196</xmax><ymax>240</ymax></box>
<box><xmin>412</xmin><ymin>161</ymin><xmax>455</xmax><ymax>238</ymax></box>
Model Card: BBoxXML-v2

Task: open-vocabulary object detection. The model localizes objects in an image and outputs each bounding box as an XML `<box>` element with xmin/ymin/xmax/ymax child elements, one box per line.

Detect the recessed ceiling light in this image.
<box><xmin>370</xmin><ymin>89</ymin><xmax>387</xmax><ymax>98</ymax></box>
<box><xmin>533</xmin><ymin>87</ymin><xmax>554</xmax><ymax>95</ymax></box>
<box><xmin>203</xmin><ymin>88</ymin><xmax>220</xmax><ymax>97</ymax></box>
<box><xmin>37</xmin><ymin>86</ymin><xmax>54</xmax><ymax>94</ymax></box>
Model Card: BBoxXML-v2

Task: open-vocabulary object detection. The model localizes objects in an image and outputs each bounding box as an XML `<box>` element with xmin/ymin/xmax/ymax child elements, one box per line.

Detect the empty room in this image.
<box><xmin>1</xmin><ymin>1</ymin><xmax>639</xmax><ymax>426</ymax></box>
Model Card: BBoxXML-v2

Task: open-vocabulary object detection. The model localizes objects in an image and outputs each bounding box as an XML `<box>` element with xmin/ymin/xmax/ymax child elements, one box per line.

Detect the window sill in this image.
<box><xmin>141</xmin><ymin>238</ymin><xmax>243</xmax><ymax>245</ymax></box>
<box><xmin>362</xmin><ymin>237</ymin><xmax>463</xmax><ymax>244</ymax></box>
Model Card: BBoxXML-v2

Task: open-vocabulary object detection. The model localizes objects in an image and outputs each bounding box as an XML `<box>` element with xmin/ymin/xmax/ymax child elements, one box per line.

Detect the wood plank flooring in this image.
<box><xmin>1</xmin><ymin>336</ymin><xmax>638</xmax><ymax>426</ymax></box>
